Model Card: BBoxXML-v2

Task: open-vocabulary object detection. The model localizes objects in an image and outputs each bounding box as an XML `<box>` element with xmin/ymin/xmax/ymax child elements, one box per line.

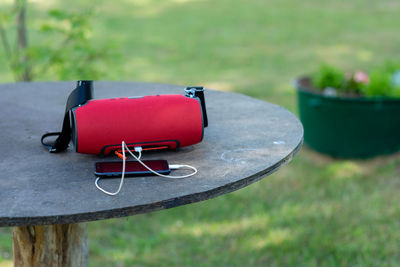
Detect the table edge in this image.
<box><xmin>1</xmin><ymin>138</ymin><xmax>303</xmax><ymax>227</ymax></box>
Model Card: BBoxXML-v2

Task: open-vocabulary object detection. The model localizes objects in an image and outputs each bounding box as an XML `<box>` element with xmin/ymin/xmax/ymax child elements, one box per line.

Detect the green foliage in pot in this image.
<box><xmin>360</xmin><ymin>63</ymin><xmax>400</xmax><ymax>98</ymax></box>
<box><xmin>313</xmin><ymin>64</ymin><xmax>345</xmax><ymax>92</ymax></box>
<box><xmin>360</xmin><ymin>71</ymin><xmax>392</xmax><ymax>97</ymax></box>
<box><xmin>311</xmin><ymin>62</ymin><xmax>400</xmax><ymax>98</ymax></box>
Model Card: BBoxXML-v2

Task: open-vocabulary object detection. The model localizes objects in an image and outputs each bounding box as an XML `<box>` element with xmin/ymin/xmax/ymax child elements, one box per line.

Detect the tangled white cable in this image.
<box><xmin>95</xmin><ymin>141</ymin><xmax>197</xmax><ymax>195</ymax></box>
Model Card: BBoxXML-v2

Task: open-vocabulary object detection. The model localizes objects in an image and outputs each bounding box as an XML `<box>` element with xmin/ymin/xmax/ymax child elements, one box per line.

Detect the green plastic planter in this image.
<box><xmin>296</xmin><ymin>77</ymin><xmax>400</xmax><ymax>158</ymax></box>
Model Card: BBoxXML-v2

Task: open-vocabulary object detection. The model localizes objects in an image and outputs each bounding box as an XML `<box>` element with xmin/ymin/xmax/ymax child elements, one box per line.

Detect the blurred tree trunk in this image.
<box><xmin>12</xmin><ymin>223</ymin><xmax>88</xmax><ymax>266</ymax></box>
<box><xmin>15</xmin><ymin>0</ymin><xmax>31</xmax><ymax>81</ymax></box>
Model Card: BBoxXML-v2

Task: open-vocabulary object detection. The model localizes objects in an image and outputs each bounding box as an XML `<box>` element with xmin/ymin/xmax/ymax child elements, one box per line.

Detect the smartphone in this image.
<box><xmin>94</xmin><ymin>160</ymin><xmax>170</xmax><ymax>178</ymax></box>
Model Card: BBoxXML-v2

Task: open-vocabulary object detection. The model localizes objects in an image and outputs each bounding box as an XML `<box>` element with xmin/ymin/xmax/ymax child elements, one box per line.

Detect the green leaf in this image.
<box><xmin>360</xmin><ymin>71</ymin><xmax>392</xmax><ymax>97</ymax></box>
<box><xmin>313</xmin><ymin>64</ymin><xmax>345</xmax><ymax>91</ymax></box>
<box><xmin>48</xmin><ymin>9</ymin><xmax>68</xmax><ymax>20</ymax></box>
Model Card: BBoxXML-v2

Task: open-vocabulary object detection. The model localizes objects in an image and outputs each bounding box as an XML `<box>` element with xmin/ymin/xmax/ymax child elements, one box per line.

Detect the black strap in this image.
<box><xmin>41</xmin><ymin>80</ymin><xmax>93</xmax><ymax>153</ymax></box>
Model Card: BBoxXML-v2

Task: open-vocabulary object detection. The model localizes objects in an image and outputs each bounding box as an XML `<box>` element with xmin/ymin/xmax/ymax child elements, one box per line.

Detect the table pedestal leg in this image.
<box><xmin>12</xmin><ymin>223</ymin><xmax>88</xmax><ymax>267</ymax></box>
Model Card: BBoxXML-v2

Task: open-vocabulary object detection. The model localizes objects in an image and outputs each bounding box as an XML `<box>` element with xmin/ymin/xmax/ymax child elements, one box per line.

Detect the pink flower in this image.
<box><xmin>354</xmin><ymin>71</ymin><xmax>369</xmax><ymax>84</ymax></box>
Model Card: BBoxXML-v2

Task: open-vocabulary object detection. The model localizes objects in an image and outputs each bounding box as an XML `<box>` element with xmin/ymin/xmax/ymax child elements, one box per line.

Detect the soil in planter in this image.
<box><xmin>297</xmin><ymin>77</ymin><xmax>364</xmax><ymax>98</ymax></box>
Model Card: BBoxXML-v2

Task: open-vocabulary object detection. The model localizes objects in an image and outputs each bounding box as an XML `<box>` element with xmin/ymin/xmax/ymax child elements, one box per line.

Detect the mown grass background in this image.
<box><xmin>1</xmin><ymin>0</ymin><xmax>400</xmax><ymax>266</ymax></box>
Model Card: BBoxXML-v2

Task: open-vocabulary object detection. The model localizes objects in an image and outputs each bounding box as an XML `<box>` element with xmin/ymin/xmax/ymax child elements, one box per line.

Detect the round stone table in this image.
<box><xmin>0</xmin><ymin>81</ymin><xmax>303</xmax><ymax>266</ymax></box>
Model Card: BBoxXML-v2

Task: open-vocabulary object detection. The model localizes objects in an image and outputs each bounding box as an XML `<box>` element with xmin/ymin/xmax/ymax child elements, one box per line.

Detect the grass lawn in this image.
<box><xmin>1</xmin><ymin>0</ymin><xmax>400</xmax><ymax>266</ymax></box>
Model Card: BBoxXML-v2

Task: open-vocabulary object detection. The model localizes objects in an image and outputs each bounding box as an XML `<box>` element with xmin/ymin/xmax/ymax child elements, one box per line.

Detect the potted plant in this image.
<box><xmin>295</xmin><ymin>63</ymin><xmax>400</xmax><ymax>158</ymax></box>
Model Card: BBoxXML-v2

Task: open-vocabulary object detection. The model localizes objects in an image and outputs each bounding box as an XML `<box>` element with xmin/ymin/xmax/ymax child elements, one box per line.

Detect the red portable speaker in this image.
<box><xmin>41</xmin><ymin>81</ymin><xmax>208</xmax><ymax>155</ymax></box>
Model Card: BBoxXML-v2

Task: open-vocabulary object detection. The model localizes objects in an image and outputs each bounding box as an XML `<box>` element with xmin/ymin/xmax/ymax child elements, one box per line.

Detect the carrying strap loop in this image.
<box><xmin>41</xmin><ymin>80</ymin><xmax>93</xmax><ymax>153</ymax></box>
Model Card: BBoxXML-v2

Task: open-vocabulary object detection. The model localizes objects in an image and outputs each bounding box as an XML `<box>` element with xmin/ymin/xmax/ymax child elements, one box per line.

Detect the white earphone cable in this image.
<box><xmin>95</xmin><ymin>141</ymin><xmax>197</xmax><ymax>195</ymax></box>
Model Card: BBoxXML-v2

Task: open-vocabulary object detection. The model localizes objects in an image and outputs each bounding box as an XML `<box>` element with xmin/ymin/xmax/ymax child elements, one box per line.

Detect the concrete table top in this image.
<box><xmin>0</xmin><ymin>81</ymin><xmax>303</xmax><ymax>227</ymax></box>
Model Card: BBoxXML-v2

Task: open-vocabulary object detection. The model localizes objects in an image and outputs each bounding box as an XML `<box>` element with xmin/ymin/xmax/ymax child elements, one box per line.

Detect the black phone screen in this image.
<box><xmin>95</xmin><ymin>160</ymin><xmax>170</xmax><ymax>177</ymax></box>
